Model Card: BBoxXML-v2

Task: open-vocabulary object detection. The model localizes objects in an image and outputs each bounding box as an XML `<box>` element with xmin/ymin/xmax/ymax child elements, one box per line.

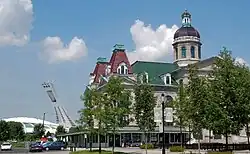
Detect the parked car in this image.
<box><xmin>0</xmin><ymin>142</ymin><xmax>12</xmax><ymax>151</ymax></box>
<box><xmin>29</xmin><ymin>142</ymin><xmax>43</xmax><ymax>152</ymax></box>
<box><xmin>42</xmin><ymin>141</ymin><xmax>66</xmax><ymax>151</ymax></box>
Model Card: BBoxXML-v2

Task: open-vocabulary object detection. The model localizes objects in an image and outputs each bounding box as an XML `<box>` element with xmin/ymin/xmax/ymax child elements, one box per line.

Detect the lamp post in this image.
<box><xmin>42</xmin><ymin>112</ymin><xmax>46</xmax><ymax>135</ymax></box>
<box><xmin>161</xmin><ymin>94</ymin><xmax>173</xmax><ymax>154</ymax></box>
<box><xmin>161</xmin><ymin>93</ymin><xmax>166</xmax><ymax>154</ymax></box>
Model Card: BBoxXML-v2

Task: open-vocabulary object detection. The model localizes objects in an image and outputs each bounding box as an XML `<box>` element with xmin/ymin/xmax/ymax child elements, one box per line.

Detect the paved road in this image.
<box><xmin>0</xmin><ymin>148</ymin><xmax>69</xmax><ymax>154</ymax></box>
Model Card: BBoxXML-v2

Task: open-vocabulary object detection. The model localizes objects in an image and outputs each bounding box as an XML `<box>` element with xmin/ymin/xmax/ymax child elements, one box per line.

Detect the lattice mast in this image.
<box><xmin>42</xmin><ymin>81</ymin><xmax>76</xmax><ymax>128</ymax></box>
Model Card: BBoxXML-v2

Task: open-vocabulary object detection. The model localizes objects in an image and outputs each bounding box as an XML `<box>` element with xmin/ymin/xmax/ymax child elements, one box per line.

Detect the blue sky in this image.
<box><xmin>0</xmin><ymin>0</ymin><xmax>249</xmax><ymax>122</ymax></box>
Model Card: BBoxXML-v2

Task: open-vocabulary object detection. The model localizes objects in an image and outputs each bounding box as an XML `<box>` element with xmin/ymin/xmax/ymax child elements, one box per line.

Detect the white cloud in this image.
<box><xmin>0</xmin><ymin>0</ymin><xmax>33</xmax><ymax>46</ymax></box>
<box><xmin>42</xmin><ymin>36</ymin><xmax>88</xmax><ymax>63</ymax></box>
<box><xmin>235</xmin><ymin>57</ymin><xmax>249</xmax><ymax>66</ymax></box>
<box><xmin>127</xmin><ymin>20</ymin><xmax>178</xmax><ymax>63</ymax></box>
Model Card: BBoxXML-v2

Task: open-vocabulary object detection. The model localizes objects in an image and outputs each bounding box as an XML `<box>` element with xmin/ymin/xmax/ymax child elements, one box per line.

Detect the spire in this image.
<box><xmin>181</xmin><ymin>9</ymin><xmax>192</xmax><ymax>27</ymax></box>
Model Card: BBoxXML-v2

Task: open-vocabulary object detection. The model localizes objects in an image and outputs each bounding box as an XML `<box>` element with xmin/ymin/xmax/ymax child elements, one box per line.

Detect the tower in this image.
<box><xmin>42</xmin><ymin>81</ymin><xmax>76</xmax><ymax>129</ymax></box>
<box><xmin>173</xmin><ymin>10</ymin><xmax>202</xmax><ymax>67</ymax></box>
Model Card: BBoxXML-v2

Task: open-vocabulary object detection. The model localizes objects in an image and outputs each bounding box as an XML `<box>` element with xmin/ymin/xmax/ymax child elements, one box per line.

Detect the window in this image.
<box><xmin>121</xmin><ymin>65</ymin><xmax>125</xmax><ymax>74</ymax></box>
<box><xmin>166</xmin><ymin>76</ymin><xmax>170</xmax><ymax>84</ymax></box>
<box><xmin>117</xmin><ymin>63</ymin><xmax>128</xmax><ymax>75</ymax></box>
<box><xmin>132</xmin><ymin>133</ymin><xmax>141</xmax><ymax>142</ymax></box>
<box><xmin>198</xmin><ymin>46</ymin><xmax>201</xmax><ymax>59</ymax></box>
<box><xmin>175</xmin><ymin>47</ymin><xmax>178</xmax><ymax>59</ymax></box>
<box><xmin>150</xmin><ymin>133</ymin><xmax>158</xmax><ymax>142</ymax></box>
<box><xmin>181</xmin><ymin>47</ymin><xmax>186</xmax><ymax>58</ymax></box>
<box><xmin>143</xmin><ymin>72</ymin><xmax>148</xmax><ymax>83</ymax></box>
<box><xmin>214</xmin><ymin>134</ymin><xmax>222</xmax><ymax>139</ymax></box>
<box><xmin>164</xmin><ymin>74</ymin><xmax>171</xmax><ymax>85</ymax></box>
<box><xmin>191</xmin><ymin>46</ymin><xmax>195</xmax><ymax>58</ymax></box>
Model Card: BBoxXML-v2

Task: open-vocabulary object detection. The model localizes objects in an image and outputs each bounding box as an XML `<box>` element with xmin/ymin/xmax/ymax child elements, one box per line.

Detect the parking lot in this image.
<box><xmin>0</xmin><ymin>148</ymin><xmax>69</xmax><ymax>154</ymax></box>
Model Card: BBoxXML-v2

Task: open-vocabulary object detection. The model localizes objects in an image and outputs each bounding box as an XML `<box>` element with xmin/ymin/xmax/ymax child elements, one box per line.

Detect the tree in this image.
<box><xmin>92</xmin><ymin>92</ymin><xmax>108</xmax><ymax>154</ymax></box>
<box><xmin>56</xmin><ymin>125</ymin><xmax>66</xmax><ymax>135</ymax></box>
<box><xmin>0</xmin><ymin>120</ymin><xmax>10</xmax><ymax>141</ymax></box>
<box><xmin>234</xmin><ymin>63</ymin><xmax>250</xmax><ymax>145</ymax></box>
<box><xmin>186</xmin><ymin>65</ymin><xmax>210</xmax><ymax>153</ymax></box>
<box><xmin>208</xmin><ymin>47</ymin><xmax>250</xmax><ymax>149</ymax></box>
<box><xmin>46</xmin><ymin>131</ymin><xmax>51</xmax><ymax>137</ymax></box>
<box><xmin>8</xmin><ymin>121</ymin><xmax>25</xmax><ymax>141</ymax></box>
<box><xmin>33</xmin><ymin>124</ymin><xmax>45</xmax><ymax>139</ymax></box>
<box><xmin>172</xmin><ymin>79</ymin><xmax>191</xmax><ymax>146</ymax></box>
<box><xmin>78</xmin><ymin>88</ymin><xmax>99</xmax><ymax>152</ymax></box>
<box><xmin>134</xmin><ymin>83</ymin><xmax>156</xmax><ymax>154</ymax></box>
<box><xmin>103</xmin><ymin>77</ymin><xmax>132</xmax><ymax>154</ymax></box>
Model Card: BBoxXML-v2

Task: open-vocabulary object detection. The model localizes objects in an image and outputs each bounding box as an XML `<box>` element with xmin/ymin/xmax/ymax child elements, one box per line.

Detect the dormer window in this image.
<box><xmin>105</xmin><ymin>65</ymin><xmax>111</xmax><ymax>75</ymax></box>
<box><xmin>163</xmin><ymin>73</ymin><xmax>172</xmax><ymax>85</ymax></box>
<box><xmin>139</xmin><ymin>72</ymin><xmax>148</xmax><ymax>84</ymax></box>
<box><xmin>117</xmin><ymin>62</ymin><xmax>128</xmax><ymax>75</ymax></box>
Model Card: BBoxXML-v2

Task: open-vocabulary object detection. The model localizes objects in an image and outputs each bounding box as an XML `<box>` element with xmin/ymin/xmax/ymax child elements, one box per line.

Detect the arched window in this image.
<box><xmin>121</xmin><ymin>65</ymin><xmax>125</xmax><ymax>74</ymax></box>
<box><xmin>191</xmin><ymin>46</ymin><xmax>195</xmax><ymax>58</ymax></box>
<box><xmin>175</xmin><ymin>47</ymin><xmax>178</xmax><ymax>60</ymax></box>
<box><xmin>117</xmin><ymin>63</ymin><xmax>128</xmax><ymax>75</ymax></box>
<box><xmin>181</xmin><ymin>46</ymin><xmax>186</xmax><ymax>58</ymax></box>
<box><xmin>198</xmin><ymin>46</ymin><xmax>201</xmax><ymax>59</ymax></box>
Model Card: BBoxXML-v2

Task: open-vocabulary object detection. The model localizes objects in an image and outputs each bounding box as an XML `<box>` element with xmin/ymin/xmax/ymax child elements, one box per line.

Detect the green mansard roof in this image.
<box><xmin>131</xmin><ymin>61</ymin><xmax>179</xmax><ymax>85</ymax></box>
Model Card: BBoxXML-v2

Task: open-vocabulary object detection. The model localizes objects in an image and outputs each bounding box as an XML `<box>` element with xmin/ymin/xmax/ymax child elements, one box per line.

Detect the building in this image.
<box><xmin>59</xmin><ymin>10</ymin><xmax>248</xmax><ymax>147</ymax></box>
<box><xmin>3</xmin><ymin>117</ymin><xmax>59</xmax><ymax>134</ymax></box>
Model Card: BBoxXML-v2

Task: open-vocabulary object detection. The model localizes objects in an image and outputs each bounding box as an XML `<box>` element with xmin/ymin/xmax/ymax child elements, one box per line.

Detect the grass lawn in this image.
<box><xmin>70</xmin><ymin>150</ymin><xmax>128</xmax><ymax>154</ymax></box>
<box><xmin>11</xmin><ymin>142</ymin><xmax>25</xmax><ymax>148</ymax></box>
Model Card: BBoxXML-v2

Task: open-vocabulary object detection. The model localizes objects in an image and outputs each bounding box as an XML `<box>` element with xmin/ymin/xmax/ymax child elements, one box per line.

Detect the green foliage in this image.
<box><xmin>169</xmin><ymin>146</ymin><xmax>185</xmax><ymax>152</ymax></box>
<box><xmin>7</xmin><ymin>121</ymin><xmax>25</xmax><ymax>141</ymax></box>
<box><xmin>134</xmin><ymin>83</ymin><xmax>156</xmax><ymax>132</ymax></box>
<box><xmin>68</xmin><ymin>126</ymin><xmax>84</xmax><ymax>133</ymax></box>
<box><xmin>207</xmin><ymin>47</ymin><xmax>250</xmax><ymax>136</ymax></box>
<box><xmin>100</xmin><ymin>76</ymin><xmax>132</xmax><ymax>154</ymax></box>
<box><xmin>139</xmin><ymin>143</ymin><xmax>154</xmax><ymax>149</ymax></box>
<box><xmin>0</xmin><ymin>120</ymin><xmax>10</xmax><ymax>141</ymax></box>
<box><xmin>171</xmin><ymin>79</ymin><xmax>190</xmax><ymax>128</ymax></box>
<box><xmin>56</xmin><ymin>125</ymin><xmax>66</xmax><ymax>135</ymax></box>
<box><xmin>102</xmin><ymin>77</ymin><xmax>132</xmax><ymax>132</ymax></box>
<box><xmin>46</xmin><ymin>131</ymin><xmax>51</xmax><ymax>137</ymax></box>
<box><xmin>78</xmin><ymin>88</ymin><xmax>98</xmax><ymax>134</ymax></box>
<box><xmin>33</xmin><ymin>123</ymin><xmax>45</xmax><ymax>138</ymax></box>
<box><xmin>186</xmin><ymin>65</ymin><xmax>209</xmax><ymax>138</ymax></box>
<box><xmin>24</xmin><ymin>133</ymin><xmax>36</xmax><ymax>141</ymax></box>
<box><xmin>11</xmin><ymin>142</ymin><xmax>25</xmax><ymax>148</ymax></box>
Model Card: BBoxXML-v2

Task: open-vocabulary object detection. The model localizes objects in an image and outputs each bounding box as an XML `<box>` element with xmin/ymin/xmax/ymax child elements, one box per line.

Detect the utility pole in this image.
<box><xmin>42</xmin><ymin>112</ymin><xmax>46</xmax><ymax>132</ymax></box>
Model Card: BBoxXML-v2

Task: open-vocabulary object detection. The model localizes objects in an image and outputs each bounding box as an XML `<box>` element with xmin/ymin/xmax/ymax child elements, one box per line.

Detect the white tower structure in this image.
<box><xmin>42</xmin><ymin>81</ymin><xmax>76</xmax><ymax>129</ymax></box>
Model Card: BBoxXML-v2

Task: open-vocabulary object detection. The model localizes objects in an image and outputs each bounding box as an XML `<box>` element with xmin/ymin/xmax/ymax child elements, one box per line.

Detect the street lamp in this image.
<box><xmin>161</xmin><ymin>93</ymin><xmax>166</xmax><ymax>154</ymax></box>
<box><xmin>161</xmin><ymin>94</ymin><xmax>173</xmax><ymax>154</ymax></box>
<box><xmin>42</xmin><ymin>112</ymin><xmax>46</xmax><ymax>136</ymax></box>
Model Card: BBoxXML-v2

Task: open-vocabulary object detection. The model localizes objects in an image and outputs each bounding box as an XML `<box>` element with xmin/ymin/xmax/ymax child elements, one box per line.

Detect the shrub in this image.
<box><xmin>139</xmin><ymin>143</ymin><xmax>154</xmax><ymax>149</ymax></box>
<box><xmin>169</xmin><ymin>146</ymin><xmax>184</xmax><ymax>152</ymax></box>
